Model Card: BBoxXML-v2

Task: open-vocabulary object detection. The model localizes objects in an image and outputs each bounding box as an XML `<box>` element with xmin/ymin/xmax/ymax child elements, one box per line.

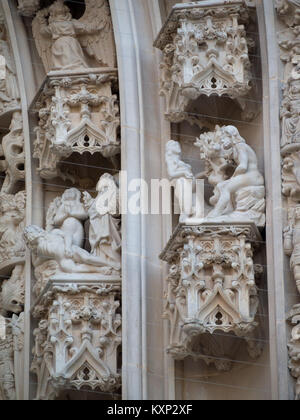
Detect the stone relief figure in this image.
<box><xmin>0</xmin><ymin>111</ymin><xmax>25</xmax><ymax>194</ymax></box>
<box><xmin>83</xmin><ymin>173</ymin><xmax>121</xmax><ymax>271</ymax></box>
<box><xmin>284</xmin><ymin>206</ymin><xmax>300</xmax><ymax>294</ymax></box>
<box><xmin>24</xmin><ymin>225</ymin><xmax>120</xmax><ymax>275</ymax></box>
<box><xmin>195</xmin><ymin>125</ymin><xmax>265</xmax><ymax>226</ymax></box>
<box><xmin>165</xmin><ymin>140</ymin><xmax>203</xmax><ymax>223</ymax></box>
<box><xmin>24</xmin><ymin>186</ymin><xmax>121</xmax><ymax>278</ymax></box>
<box><xmin>46</xmin><ymin>188</ymin><xmax>87</xmax><ymax>258</ymax></box>
<box><xmin>0</xmin><ymin>18</ymin><xmax>20</xmax><ymax>113</ymax></box>
<box><xmin>0</xmin><ymin>265</ymin><xmax>25</xmax><ymax>317</ymax></box>
<box><xmin>32</xmin><ymin>0</ymin><xmax>116</xmax><ymax>73</ymax></box>
<box><xmin>0</xmin><ymin>191</ymin><xmax>26</xmax><ymax>263</ymax></box>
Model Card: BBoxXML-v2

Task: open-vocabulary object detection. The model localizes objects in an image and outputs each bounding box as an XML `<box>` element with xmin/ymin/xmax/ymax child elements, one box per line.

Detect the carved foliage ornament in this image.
<box><xmin>154</xmin><ymin>1</ymin><xmax>253</xmax><ymax>122</ymax></box>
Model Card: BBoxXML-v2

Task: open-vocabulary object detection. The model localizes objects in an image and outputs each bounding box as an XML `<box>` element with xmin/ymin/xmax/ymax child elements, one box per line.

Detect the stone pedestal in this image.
<box><xmin>31</xmin><ymin>276</ymin><xmax>122</xmax><ymax>400</ymax></box>
<box><xmin>154</xmin><ymin>0</ymin><xmax>254</xmax><ymax>122</ymax></box>
<box><xmin>160</xmin><ymin>222</ymin><xmax>263</xmax><ymax>368</ymax></box>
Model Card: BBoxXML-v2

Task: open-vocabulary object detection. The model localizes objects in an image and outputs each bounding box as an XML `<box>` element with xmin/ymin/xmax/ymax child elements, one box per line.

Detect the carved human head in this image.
<box><xmin>62</xmin><ymin>188</ymin><xmax>81</xmax><ymax>203</ymax></box>
<box><xmin>96</xmin><ymin>173</ymin><xmax>116</xmax><ymax>193</ymax></box>
<box><xmin>221</xmin><ymin>125</ymin><xmax>245</xmax><ymax>149</ymax></box>
<box><xmin>49</xmin><ymin>0</ymin><xmax>72</xmax><ymax>22</ymax></box>
<box><xmin>166</xmin><ymin>140</ymin><xmax>181</xmax><ymax>156</ymax></box>
<box><xmin>23</xmin><ymin>225</ymin><xmax>45</xmax><ymax>249</ymax></box>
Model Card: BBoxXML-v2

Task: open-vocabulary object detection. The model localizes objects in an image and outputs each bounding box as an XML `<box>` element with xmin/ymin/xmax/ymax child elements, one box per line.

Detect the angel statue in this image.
<box><xmin>0</xmin><ymin>19</ymin><xmax>20</xmax><ymax>111</ymax></box>
<box><xmin>83</xmin><ymin>173</ymin><xmax>121</xmax><ymax>271</ymax></box>
<box><xmin>32</xmin><ymin>0</ymin><xmax>116</xmax><ymax>73</ymax></box>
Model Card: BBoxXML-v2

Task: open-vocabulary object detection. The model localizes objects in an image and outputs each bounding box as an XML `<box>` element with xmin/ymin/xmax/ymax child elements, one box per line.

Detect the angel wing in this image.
<box><xmin>32</xmin><ymin>9</ymin><xmax>53</xmax><ymax>73</ymax></box>
<box><xmin>78</xmin><ymin>0</ymin><xmax>116</xmax><ymax>68</ymax></box>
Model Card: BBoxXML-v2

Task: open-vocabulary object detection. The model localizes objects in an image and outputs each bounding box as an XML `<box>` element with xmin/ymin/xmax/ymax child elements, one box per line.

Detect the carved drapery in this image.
<box><xmin>154</xmin><ymin>0</ymin><xmax>255</xmax><ymax>123</ymax></box>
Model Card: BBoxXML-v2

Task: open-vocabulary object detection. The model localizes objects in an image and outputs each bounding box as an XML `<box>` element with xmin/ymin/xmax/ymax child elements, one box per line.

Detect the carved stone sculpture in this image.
<box><xmin>0</xmin><ymin>16</ymin><xmax>20</xmax><ymax>114</ymax></box>
<box><xmin>33</xmin><ymin>71</ymin><xmax>120</xmax><ymax>181</ymax></box>
<box><xmin>160</xmin><ymin>223</ymin><xmax>262</xmax><ymax>367</ymax></box>
<box><xmin>24</xmin><ymin>186</ymin><xmax>121</xmax><ymax>295</ymax></box>
<box><xmin>0</xmin><ymin>191</ymin><xmax>26</xmax><ymax>266</ymax></box>
<box><xmin>277</xmin><ymin>0</ymin><xmax>300</xmax><ymax>399</ymax></box>
<box><xmin>288</xmin><ymin>303</ymin><xmax>300</xmax><ymax>400</ymax></box>
<box><xmin>0</xmin><ymin>314</ymin><xmax>24</xmax><ymax>401</ymax></box>
<box><xmin>17</xmin><ymin>0</ymin><xmax>40</xmax><ymax>17</ymax></box>
<box><xmin>0</xmin><ymin>265</ymin><xmax>25</xmax><ymax>317</ymax></box>
<box><xmin>0</xmin><ymin>111</ymin><xmax>25</xmax><ymax>194</ymax></box>
<box><xmin>195</xmin><ymin>125</ymin><xmax>265</xmax><ymax>227</ymax></box>
<box><xmin>83</xmin><ymin>173</ymin><xmax>121</xmax><ymax>270</ymax></box>
<box><xmin>32</xmin><ymin>0</ymin><xmax>116</xmax><ymax>73</ymax></box>
<box><xmin>165</xmin><ymin>140</ymin><xmax>204</xmax><ymax>223</ymax></box>
<box><xmin>154</xmin><ymin>0</ymin><xmax>253</xmax><ymax>122</ymax></box>
<box><xmin>31</xmin><ymin>278</ymin><xmax>121</xmax><ymax>400</ymax></box>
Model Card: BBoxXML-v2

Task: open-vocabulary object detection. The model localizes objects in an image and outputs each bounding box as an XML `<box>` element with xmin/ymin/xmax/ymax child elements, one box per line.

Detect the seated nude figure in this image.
<box><xmin>50</xmin><ymin>188</ymin><xmax>87</xmax><ymax>258</ymax></box>
<box><xmin>166</xmin><ymin>140</ymin><xmax>203</xmax><ymax>222</ymax></box>
<box><xmin>24</xmin><ymin>225</ymin><xmax>120</xmax><ymax>274</ymax></box>
<box><xmin>208</xmin><ymin>126</ymin><xmax>264</xmax><ymax>218</ymax></box>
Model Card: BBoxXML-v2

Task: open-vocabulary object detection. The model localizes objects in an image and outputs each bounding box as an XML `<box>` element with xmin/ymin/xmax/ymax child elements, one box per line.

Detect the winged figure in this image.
<box><xmin>32</xmin><ymin>0</ymin><xmax>116</xmax><ymax>73</ymax></box>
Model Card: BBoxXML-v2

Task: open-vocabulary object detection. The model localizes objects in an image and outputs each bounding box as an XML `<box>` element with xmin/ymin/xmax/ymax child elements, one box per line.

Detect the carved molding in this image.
<box><xmin>160</xmin><ymin>222</ymin><xmax>262</xmax><ymax>367</ymax></box>
<box><xmin>154</xmin><ymin>1</ymin><xmax>254</xmax><ymax>122</ymax></box>
<box><xmin>31</xmin><ymin>278</ymin><xmax>121</xmax><ymax>400</ymax></box>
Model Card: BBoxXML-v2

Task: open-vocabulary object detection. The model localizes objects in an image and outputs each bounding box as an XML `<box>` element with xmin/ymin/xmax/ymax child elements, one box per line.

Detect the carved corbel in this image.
<box><xmin>154</xmin><ymin>0</ymin><xmax>256</xmax><ymax>123</ymax></box>
<box><xmin>31</xmin><ymin>279</ymin><xmax>121</xmax><ymax>400</ymax></box>
<box><xmin>32</xmin><ymin>71</ymin><xmax>120</xmax><ymax>181</ymax></box>
<box><xmin>160</xmin><ymin>223</ymin><xmax>263</xmax><ymax>369</ymax></box>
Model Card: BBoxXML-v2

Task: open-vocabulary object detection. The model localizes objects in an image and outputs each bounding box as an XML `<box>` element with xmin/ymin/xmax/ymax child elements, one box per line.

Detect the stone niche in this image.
<box><xmin>31</xmin><ymin>69</ymin><xmax>120</xmax><ymax>181</ymax></box>
<box><xmin>154</xmin><ymin>0</ymin><xmax>255</xmax><ymax>123</ymax></box>
<box><xmin>160</xmin><ymin>223</ymin><xmax>263</xmax><ymax>369</ymax></box>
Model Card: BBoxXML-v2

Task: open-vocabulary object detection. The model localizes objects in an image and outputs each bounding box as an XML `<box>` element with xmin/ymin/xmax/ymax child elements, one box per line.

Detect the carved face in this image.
<box><xmin>62</xmin><ymin>188</ymin><xmax>81</xmax><ymax>202</ymax></box>
<box><xmin>166</xmin><ymin>140</ymin><xmax>181</xmax><ymax>157</ymax></box>
<box><xmin>49</xmin><ymin>1</ymin><xmax>72</xmax><ymax>22</ymax></box>
<box><xmin>23</xmin><ymin>226</ymin><xmax>45</xmax><ymax>249</ymax></box>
